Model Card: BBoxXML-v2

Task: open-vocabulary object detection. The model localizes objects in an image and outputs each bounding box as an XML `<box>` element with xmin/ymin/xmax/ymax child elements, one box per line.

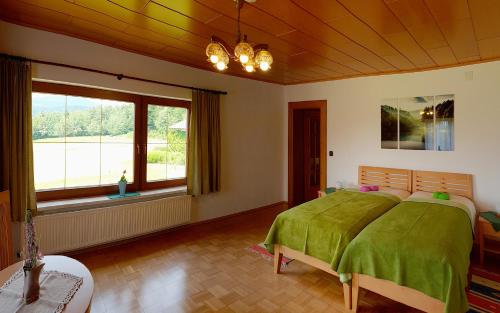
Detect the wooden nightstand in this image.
<box><xmin>478</xmin><ymin>215</ymin><xmax>500</xmax><ymax>266</ymax></box>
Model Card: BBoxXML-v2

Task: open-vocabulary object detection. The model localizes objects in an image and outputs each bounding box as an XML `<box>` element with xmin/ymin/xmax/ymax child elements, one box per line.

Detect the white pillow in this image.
<box><xmin>379</xmin><ymin>188</ymin><xmax>411</xmax><ymax>201</ymax></box>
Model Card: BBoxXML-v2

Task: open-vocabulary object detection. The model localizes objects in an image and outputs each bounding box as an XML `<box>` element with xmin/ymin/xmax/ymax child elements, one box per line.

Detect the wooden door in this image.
<box><xmin>303</xmin><ymin>110</ymin><xmax>321</xmax><ymax>201</ymax></box>
<box><xmin>288</xmin><ymin>100</ymin><xmax>326</xmax><ymax>208</ymax></box>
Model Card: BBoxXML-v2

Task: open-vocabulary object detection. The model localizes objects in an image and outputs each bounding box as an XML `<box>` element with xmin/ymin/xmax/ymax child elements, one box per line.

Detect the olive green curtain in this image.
<box><xmin>0</xmin><ymin>55</ymin><xmax>37</xmax><ymax>222</ymax></box>
<box><xmin>187</xmin><ymin>90</ymin><xmax>221</xmax><ymax>196</ymax></box>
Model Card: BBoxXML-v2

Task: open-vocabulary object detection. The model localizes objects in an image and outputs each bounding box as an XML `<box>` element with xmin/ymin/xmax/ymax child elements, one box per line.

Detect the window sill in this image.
<box><xmin>37</xmin><ymin>186</ymin><xmax>188</xmax><ymax>215</ymax></box>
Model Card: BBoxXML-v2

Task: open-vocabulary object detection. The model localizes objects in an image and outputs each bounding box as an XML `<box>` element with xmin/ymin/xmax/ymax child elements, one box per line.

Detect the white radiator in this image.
<box><xmin>34</xmin><ymin>195</ymin><xmax>191</xmax><ymax>254</ymax></box>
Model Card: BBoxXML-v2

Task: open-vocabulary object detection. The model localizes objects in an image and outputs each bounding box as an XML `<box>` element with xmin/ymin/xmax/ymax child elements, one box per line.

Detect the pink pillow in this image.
<box><xmin>359</xmin><ymin>186</ymin><xmax>371</xmax><ymax>192</ymax></box>
<box><xmin>359</xmin><ymin>185</ymin><xmax>379</xmax><ymax>192</ymax></box>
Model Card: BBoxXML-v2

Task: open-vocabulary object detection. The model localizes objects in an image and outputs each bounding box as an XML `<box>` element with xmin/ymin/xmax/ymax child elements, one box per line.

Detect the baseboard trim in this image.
<box><xmin>62</xmin><ymin>200</ymin><xmax>288</xmax><ymax>257</ymax></box>
<box><xmin>189</xmin><ymin>201</ymin><xmax>288</xmax><ymax>227</ymax></box>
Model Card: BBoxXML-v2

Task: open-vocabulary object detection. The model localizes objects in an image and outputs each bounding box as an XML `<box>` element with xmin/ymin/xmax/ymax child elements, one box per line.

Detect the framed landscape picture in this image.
<box><xmin>381</xmin><ymin>95</ymin><xmax>454</xmax><ymax>151</ymax></box>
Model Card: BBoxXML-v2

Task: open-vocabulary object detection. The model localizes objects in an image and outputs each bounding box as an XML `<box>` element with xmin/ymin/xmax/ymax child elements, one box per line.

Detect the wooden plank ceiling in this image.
<box><xmin>1</xmin><ymin>0</ymin><xmax>499</xmax><ymax>84</ymax></box>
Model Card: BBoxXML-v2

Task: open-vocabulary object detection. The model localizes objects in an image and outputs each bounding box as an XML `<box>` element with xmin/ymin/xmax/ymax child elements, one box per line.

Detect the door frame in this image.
<box><xmin>288</xmin><ymin>100</ymin><xmax>327</xmax><ymax>207</ymax></box>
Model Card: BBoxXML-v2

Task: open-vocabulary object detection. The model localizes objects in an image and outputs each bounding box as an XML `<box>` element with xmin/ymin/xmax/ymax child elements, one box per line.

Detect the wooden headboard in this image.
<box><xmin>413</xmin><ymin>170</ymin><xmax>473</xmax><ymax>200</ymax></box>
<box><xmin>358</xmin><ymin>166</ymin><xmax>412</xmax><ymax>192</ymax></box>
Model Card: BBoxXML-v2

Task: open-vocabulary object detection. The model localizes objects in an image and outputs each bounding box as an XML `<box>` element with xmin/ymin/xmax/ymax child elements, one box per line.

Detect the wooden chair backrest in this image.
<box><xmin>0</xmin><ymin>190</ymin><xmax>13</xmax><ymax>270</ymax></box>
<box><xmin>358</xmin><ymin>166</ymin><xmax>412</xmax><ymax>192</ymax></box>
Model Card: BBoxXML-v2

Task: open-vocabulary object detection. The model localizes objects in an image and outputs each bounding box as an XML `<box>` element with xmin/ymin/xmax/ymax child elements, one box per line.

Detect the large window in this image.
<box><xmin>32</xmin><ymin>82</ymin><xmax>189</xmax><ymax>201</ymax></box>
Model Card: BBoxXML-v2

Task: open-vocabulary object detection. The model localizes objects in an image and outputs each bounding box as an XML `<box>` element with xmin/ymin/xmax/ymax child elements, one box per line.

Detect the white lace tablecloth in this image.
<box><xmin>0</xmin><ymin>269</ymin><xmax>83</xmax><ymax>313</ymax></box>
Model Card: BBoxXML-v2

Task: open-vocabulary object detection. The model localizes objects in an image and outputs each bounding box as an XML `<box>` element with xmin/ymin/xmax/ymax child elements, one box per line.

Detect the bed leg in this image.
<box><xmin>273</xmin><ymin>244</ymin><xmax>283</xmax><ymax>274</ymax></box>
<box><xmin>351</xmin><ymin>274</ymin><xmax>359</xmax><ymax>312</ymax></box>
<box><xmin>343</xmin><ymin>283</ymin><xmax>352</xmax><ymax>310</ymax></box>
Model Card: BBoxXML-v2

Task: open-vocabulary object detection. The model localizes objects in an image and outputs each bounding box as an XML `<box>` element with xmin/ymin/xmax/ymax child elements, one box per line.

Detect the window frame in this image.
<box><xmin>139</xmin><ymin>95</ymin><xmax>190</xmax><ymax>191</ymax></box>
<box><xmin>33</xmin><ymin>82</ymin><xmax>190</xmax><ymax>201</ymax></box>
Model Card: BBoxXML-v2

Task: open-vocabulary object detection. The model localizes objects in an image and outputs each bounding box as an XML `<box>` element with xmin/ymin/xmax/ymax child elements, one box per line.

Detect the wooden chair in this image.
<box><xmin>0</xmin><ymin>190</ymin><xmax>13</xmax><ymax>270</ymax></box>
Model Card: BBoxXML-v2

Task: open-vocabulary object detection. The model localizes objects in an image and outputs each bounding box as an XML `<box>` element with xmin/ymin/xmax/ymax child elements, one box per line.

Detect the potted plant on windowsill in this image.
<box><xmin>118</xmin><ymin>170</ymin><xmax>127</xmax><ymax>197</ymax></box>
<box><xmin>23</xmin><ymin>208</ymin><xmax>44</xmax><ymax>304</ymax></box>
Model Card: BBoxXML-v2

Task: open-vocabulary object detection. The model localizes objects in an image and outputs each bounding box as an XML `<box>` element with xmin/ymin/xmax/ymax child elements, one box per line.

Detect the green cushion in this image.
<box><xmin>438</xmin><ymin>193</ymin><xmax>450</xmax><ymax>200</ymax></box>
<box><xmin>432</xmin><ymin>192</ymin><xmax>450</xmax><ymax>200</ymax></box>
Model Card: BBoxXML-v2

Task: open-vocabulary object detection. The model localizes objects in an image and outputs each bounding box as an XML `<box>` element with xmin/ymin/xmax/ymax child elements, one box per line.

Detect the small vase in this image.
<box><xmin>23</xmin><ymin>263</ymin><xmax>44</xmax><ymax>304</ymax></box>
<box><xmin>118</xmin><ymin>181</ymin><xmax>127</xmax><ymax>196</ymax></box>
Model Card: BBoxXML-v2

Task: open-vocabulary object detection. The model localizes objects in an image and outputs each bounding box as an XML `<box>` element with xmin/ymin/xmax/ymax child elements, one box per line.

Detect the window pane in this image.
<box><xmin>101</xmin><ymin>99</ymin><xmax>135</xmax><ymax>143</ymax></box>
<box><xmin>148</xmin><ymin>105</ymin><xmax>167</xmax><ymax>144</ymax></box>
<box><xmin>33</xmin><ymin>143</ymin><xmax>65</xmax><ymax>190</ymax></box>
<box><xmin>147</xmin><ymin>104</ymin><xmax>187</xmax><ymax>182</ymax></box>
<box><xmin>147</xmin><ymin>144</ymin><xmax>167</xmax><ymax>182</ymax></box>
<box><xmin>167</xmin><ymin>144</ymin><xmax>186</xmax><ymax>179</ymax></box>
<box><xmin>65</xmin><ymin>143</ymin><xmax>100</xmax><ymax>187</ymax></box>
<box><xmin>33</xmin><ymin>90</ymin><xmax>136</xmax><ymax>191</ymax></box>
<box><xmin>32</xmin><ymin>93</ymin><xmax>65</xmax><ymax>140</ymax></box>
<box><xmin>147</xmin><ymin>105</ymin><xmax>187</xmax><ymax>144</ymax></box>
<box><xmin>66</xmin><ymin>96</ymin><xmax>101</xmax><ymax>142</ymax></box>
<box><xmin>101</xmin><ymin>143</ymin><xmax>134</xmax><ymax>184</ymax></box>
<box><xmin>33</xmin><ymin>93</ymin><xmax>66</xmax><ymax>190</ymax></box>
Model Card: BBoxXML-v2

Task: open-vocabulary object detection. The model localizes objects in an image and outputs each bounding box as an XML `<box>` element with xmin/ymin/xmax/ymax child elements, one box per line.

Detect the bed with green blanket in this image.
<box><xmin>264</xmin><ymin>189</ymin><xmax>403</xmax><ymax>272</ymax></box>
<box><xmin>338</xmin><ymin>197</ymin><xmax>475</xmax><ymax>313</ymax></box>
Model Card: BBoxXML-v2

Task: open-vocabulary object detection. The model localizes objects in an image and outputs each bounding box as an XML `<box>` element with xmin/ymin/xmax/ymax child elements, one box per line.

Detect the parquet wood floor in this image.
<box><xmin>73</xmin><ymin>204</ymin><xmax>420</xmax><ymax>313</ymax></box>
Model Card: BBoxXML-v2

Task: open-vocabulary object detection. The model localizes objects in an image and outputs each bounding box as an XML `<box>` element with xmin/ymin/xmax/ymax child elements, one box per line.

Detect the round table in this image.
<box><xmin>0</xmin><ymin>255</ymin><xmax>94</xmax><ymax>313</ymax></box>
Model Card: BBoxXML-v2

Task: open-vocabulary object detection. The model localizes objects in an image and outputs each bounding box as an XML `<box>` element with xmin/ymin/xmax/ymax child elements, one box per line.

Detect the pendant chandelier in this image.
<box><xmin>205</xmin><ymin>0</ymin><xmax>273</xmax><ymax>73</ymax></box>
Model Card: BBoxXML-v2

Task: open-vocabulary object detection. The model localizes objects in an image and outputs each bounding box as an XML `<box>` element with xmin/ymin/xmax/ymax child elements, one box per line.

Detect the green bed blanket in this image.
<box><xmin>338</xmin><ymin>198</ymin><xmax>474</xmax><ymax>313</ymax></box>
<box><xmin>264</xmin><ymin>190</ymin><xmax>401</xmax><ymax>271</ymax></box>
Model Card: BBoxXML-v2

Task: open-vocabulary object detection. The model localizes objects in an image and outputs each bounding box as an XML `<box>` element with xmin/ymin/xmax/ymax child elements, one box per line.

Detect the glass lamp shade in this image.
<box><xmin>255</xmin><ymin>50</ymin><xmax>273</xmax><ymax>71</ymax></box>
<box><xmin>215</xmin><ymin>51</ymin><xmax>229</xmax><ymax>71</ymax></box>
<box><xmin>234</xmin><ymin>41</ymin><xmax>254</xmax><ymax>65</ymax></box>
<box><xmin>206</xmin><ymin>42</ymin><xmax>225</xmax><ymax>64</ymax></box>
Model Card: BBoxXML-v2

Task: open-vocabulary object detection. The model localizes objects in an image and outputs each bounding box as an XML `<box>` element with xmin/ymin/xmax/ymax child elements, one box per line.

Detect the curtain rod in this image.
<box><xmin>0</xmin><ymin>53</ymin><xmax>228</xmax><ymax>95</ymax></box>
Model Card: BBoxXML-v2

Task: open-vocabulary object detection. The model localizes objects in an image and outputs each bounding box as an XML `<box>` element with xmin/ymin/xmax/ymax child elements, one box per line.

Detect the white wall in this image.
<box><xmin>286</xmin><ymin>62</ymin><xmax>500</xmax><ymax>211</ymax></box>
<box><xmin>0</xmin><ymin>21</ymin><xmax>287</xmax><ymax>225</ymax></box>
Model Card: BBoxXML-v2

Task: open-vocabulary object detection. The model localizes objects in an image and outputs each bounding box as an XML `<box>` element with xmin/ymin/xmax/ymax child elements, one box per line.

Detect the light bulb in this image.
<box><xmin>216</xmin><ymin>61</ymin><xmax>227</xmax><ymax>71</ymax></box>
<box><xmin>240</xmin><ymin>54</ymin><xmax>249</xmax><ymax>64</ymax></box>
<box><xmin>245</xmin><ymin>64</ymin><xmax>254</xmax><ymax>72</ymax></box>
<box><xmin>259</xmin><ymin>62</ymin><xmax>270</xmax><ymax>71</ymax></box>
<box><xmin>210</xmin><ymin>55</ymin><xmax>219</xmax><ymax>64</ymax></box>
